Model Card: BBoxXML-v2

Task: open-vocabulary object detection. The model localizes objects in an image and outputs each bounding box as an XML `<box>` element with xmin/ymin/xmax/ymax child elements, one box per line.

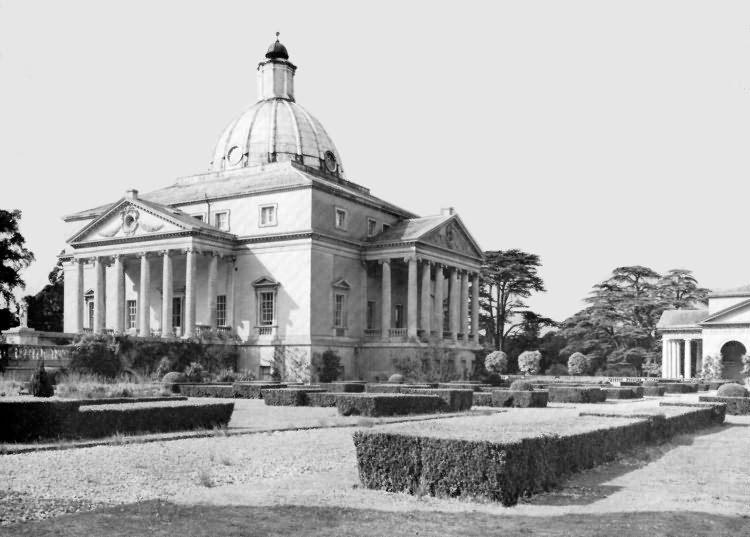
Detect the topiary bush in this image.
<box><xmin>29</xmin><ymin>362</ymin><xmax>54</xmax><ymax>398</ymax></box>
<box><xmin>699</xmin><ymin>354</ymin><xmax>723</xmax><ymax>380</ymax></box>
<box><xmin>388</xmin><ymin>373</ymin><xmax>404</xmax><ymax>384</ymax></box>
<box><xmin>518</xmin><ymin>350</ymin><xmax>542</xmax><ymax>375</ymax></box>
<box><xmin>717</xmin><ymin>383</ymin><xmax>749</xmax><ymax>398</ymax></box>
<box><xmin>69</xmin><ymin>333</ymin><xmax>122</xmax><ymax>379</ymax></box>
<box><xmin>567</xmin><ymin>352</ymin><xmax>591</xmax><ymax>376</ymax></box>
<box><xmin>317</xmin><ymin>350</ymin><xmax>342</xmax><ymax>383</ymax></box>
<box><xmin>162</xmin><ymin>371</ymin><xmax>187</xmax><ymax>385</ymax></box>
<box><xmin>484</xmin><ymin>351</ymin><xmax>508</xmax><ymax>375</ymax></box>
<box><xmin>509</xmin><ymin>380</ymin><xmax>533</xmax><ymax>391</ymax></box>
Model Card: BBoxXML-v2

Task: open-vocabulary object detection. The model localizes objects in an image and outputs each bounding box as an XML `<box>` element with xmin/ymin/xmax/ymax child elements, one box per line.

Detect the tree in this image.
<box><xmin>0</xmin><ymin>209</ymin><xmax>35</xmax><ymax>309</ymax></box>
<box><xmin>479</xmin><ymin>249</ymin><xmax>548</xmax><ymax>351</ymax></box>
<box><xmin>25</xmin><ymin>260</ymin><xmax>64</xmax><ymax>332</ymax></box>
<box><xmin>656</xmin><ymin>269</ymin><xmax>709</xmax><ymax>309</ymax></box>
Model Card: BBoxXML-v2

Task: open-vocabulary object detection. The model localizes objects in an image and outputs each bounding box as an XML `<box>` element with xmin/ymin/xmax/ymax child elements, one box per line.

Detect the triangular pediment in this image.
<box><xmin>252</xmin><ymin>276</ymin><xmax>279</xmax><ymax>288</ymax></box>
<box><xmin>419</xmin><ymin>216</ymin><xmax>483</xmax><ymax>259</ymax></box>
<box><xmin>700</xmin><ymin>298</ymin><xmax>750</xmax><ymax>325</ymax></box>
<box><xmin>332</xmin><ymin>278</ymin><xmax>352</xmax><ymax>290</ymax></box>
<box><xmin>68</xmin><ymin>197</ymin><xmax>220</xmax><ymax>245</ymax></box>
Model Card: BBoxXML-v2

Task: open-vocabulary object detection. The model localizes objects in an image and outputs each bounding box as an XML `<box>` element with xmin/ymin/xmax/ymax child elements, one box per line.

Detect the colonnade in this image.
<box><xmin>662</xmin><ymin>337</ymin><xmax>702</xmax><ymax>379</ymax></box>
<box><xmin>378</xmin><ymin>257</ymin><xmax>479</xmax><ymax>345</ymax></box>
<box><xmin>71</xmin><ymin>248</ymin><xmax>229</xmax><ymax>338</ymax></box>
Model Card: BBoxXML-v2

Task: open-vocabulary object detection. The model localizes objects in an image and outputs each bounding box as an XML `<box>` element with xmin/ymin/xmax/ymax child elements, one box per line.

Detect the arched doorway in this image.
<box><xmin>720</xmin><ymin>341</ymin><xmax>746</xmax><ymax>380</ymax></box>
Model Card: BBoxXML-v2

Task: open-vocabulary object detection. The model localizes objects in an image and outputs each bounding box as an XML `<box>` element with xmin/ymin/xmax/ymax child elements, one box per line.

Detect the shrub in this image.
<box><xmin>643</xmin><ymin>380</ymin><xmax>659</xmax><ymax>387</ymax></box>
<box><xmin>491</xmin><ymin>389</ymin><xmax>548</xmax><ymax>408</ymax></box>
<box><xmin>699</xmin><ymin>395</ymin><xmax>750</xmax><ymax>415</ymax></box>
<box><xmin>388</xmin><ymin>374</ymin><xmax>404</xmax><ymax>384</ymax></box>
<box><xmin>643</xmin><ymin>385</ymin><xmax>666</xmax><ymax>397</ymax></box>
<box><xmin>663</xmin><ymin>383</ymin><xmax>698</xmax><ymax>394</ymax></box>
<box><xmin>472</xmin><ymin>392</ymin><xmax>493</xmax><ymax>406</ymax></box>
<box><xmin>179</xmin><ymin>384</ymin><xmax>235</xmax><ymax>398</ymax></box>
<box><xmin>700</xmin><ymin>354</ymin><xmax>723</xmax><ymax>380</ymax></box>
<box><xmin>184</xmin><ymin>362</ymin><xmax>206</xmax><ymax>382</ymax></box>
<box><xmin>742</xmin><ymin>354</ymin><xmax>750</xmax><ymax>376</ymax></box>
<box><xmin>263</xmin><ymin>388</ymin><xmax>326</xmax><ymax>406</ymax></box>
<box><xmin>604</xmin><ymin>387</ymin><xmax>644</xmax><ymax>399</ymax></box>
<box><xmin>162</xmin><ymin>371</ymin><xmax>187</xmax><ymax>384</ymax></box>
<box><xmin>717</xmin><ymin>383</ymin><xmax>749</xmax><ymax>398</ymax></box>
<box><xmin>399</xmin><ymin>388</ymin><xmax>474</xmax><ymax>411</ymax></box>
<box><xmin>29</xmin><ymin>362</ymin><xmax>54</xmax><ymax>398</ymax></box>
<box><xmin>545</xmin><ymin>363</ymin><xmax>568</xmax><ymax>376</ymax></box>
<box><xmin>153</xmin><ymin>357</ymin><xmax>172</xmax><ymax>380</ymax></box>
<box><xmin>509</xmin><ymin>380</ymin><xmax>533</xmax><ymax>391</ymax></box>
<box><xmin>69</xmin><ymin>333</ymin><xmax>122</xmax><ymax>379</ymax></box>
<box><xmin>518</xmin><ymin>350</ymin><xmax>541</xmax><ymax>375</ymax></box>
<box><xmin>307</xmin><ymin>392</ymin><xmax>340</xmax><ymax>407</ymax></box>
<box><xmin>548</xmin><ymin>386</ymin><xmax>606</xmax><ymax>403</ymax></box>
<box><xmin>336</xmin><ymin>394</ymin><xmax>444</xmax><ymax>417</ymax></box>
<box><xmin>213</xmin><ymin>368</ymin><xmax>238</xmax><ymax>382</ymax></box>
<box><xmin>314</xmin><ymin>350</ymin><xmax>341</xmax><ymax>383</ymax></box>
<box><xmin>567</xmin><ymin>353</ymin><xmax>591</xmax><ymax>376</ymax></box>
<box><xmin>484</xmin><ymin>351</ymin><xmax>508</xmax><ymax>375</ymax></box>
<box><xmin>0</xmin><ymin>400</ymin><xmax>81</xmax><ymax>442</ymax></box>
<box><xmin>231</xmin><ymin>382</ymin><xmax>287</xmax><ymax>399</ymax></box>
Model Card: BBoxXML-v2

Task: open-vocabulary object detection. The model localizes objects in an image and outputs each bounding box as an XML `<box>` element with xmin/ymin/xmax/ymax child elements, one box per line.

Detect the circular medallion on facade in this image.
<box><xmin>121</xmin><ymin>208</ymin><xmax>140</xmax><ymax>236</ymax></box>
<box><xmin>227</xmin><ymin>146</ymin><xmax>244</xmax><ymax>166</ymax></box>
<box><xmin>324</xmin><ymin>151</ymin><xmax>338</xmax><ymax>173</ymax></box>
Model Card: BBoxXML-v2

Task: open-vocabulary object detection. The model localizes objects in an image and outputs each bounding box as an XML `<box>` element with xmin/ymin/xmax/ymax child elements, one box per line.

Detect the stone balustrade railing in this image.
<box><xmin>0</xmin><ymin>343</ymin><xmax>73</xmax><ymax>362</ymax></box>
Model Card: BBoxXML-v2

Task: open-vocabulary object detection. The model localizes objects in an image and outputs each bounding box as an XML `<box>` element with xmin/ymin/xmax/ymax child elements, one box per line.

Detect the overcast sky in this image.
<box><xmin>2</xmin><ymin>0</ymin><xmax>749</xmax><ymax>323</ymax></box>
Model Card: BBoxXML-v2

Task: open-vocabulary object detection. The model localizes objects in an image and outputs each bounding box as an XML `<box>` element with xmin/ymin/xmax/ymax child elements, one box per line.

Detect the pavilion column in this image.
<box><xmin>206</xmin><ymin>252</ymin><xmax>219</xmax><ymax>328</ymax></box>
<box><xmin>380</xmin><ymin>259</ymin><xmax>391</xmax><ymax>339</ymax></box>
<box><xmin>93</xmin><ymin>257</ymin><xmax>106</xmax><ymax>333</ymax></box>
<box><xmin>434</xmin><ymin>264</ymin><xmax>444</xmax><ymax>336</ymax></box>
<box><xmin>138</xmin><ymin>253</ymin><xmax>151</xmax><ymax>336</ymax></box>
<box><xmin>662</xmin><ymin>338</ymin><xmax>668</xmax><ymax>378</ymax></box>
<box><xmin>471</xmin><ymin>272</ymin><xmax>480</xmax><ymax>345</ymax></box>
<box><xmin>74</xmin><ymin>258</ymin><xmax>85</xmax><ymax>333</ymax></box>
<box><xmin>161</xmin><ymin>250</ymin><xmax>173</xmax><ymax>338</ymax></box>
<box><xmin>184</xmin><ymin>248</ymin><xmax>197</xmax><ymax>338</ymax></box>
<box><xmin>449</xmin><ymin>267</ymin><xmax>459</xmax><ymax>342</ymax></box>
<box><xmin>696</xmin><ymin>340</ymin><xmax>703</xmax><ymax>375</ymax></box>
<box><xmin>672</xmin><ymin>340</ymin><xmax>680</xmax><ymax>378</ymax></box>
<box><xmin>113</xmin><ymin>255</ymin><xmax>125</xmax><ymax>333</ymax></box>
<box><xmin>420</xmin><ymin>259</ymin><xmax>431</xmax><ymax>337</ymax></box>
<box><xmin>684</xmin><ymin>339</ymin><xmax>692</xmax><ymax>379</ymax></box>
<box><xmin>460</xmin><ymin>270</ymin><xmax>469</xmax><ymax>343</ymax></box>
<box><xmin>407</xmin><ymin>256</ymin><xmax>418</xmax><ymax>339</ymax></box>
<box><xmin>226</xmin><ymin>256</ymin><xmax>237</xmax><ymax>331</ymax></box>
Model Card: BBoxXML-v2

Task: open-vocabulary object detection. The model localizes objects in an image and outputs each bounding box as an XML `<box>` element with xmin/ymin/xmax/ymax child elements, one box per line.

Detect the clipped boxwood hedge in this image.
<box><xmin>0</xmin><ymin>399</ymin><xmax>82</xmax><ymax>442</ymax></box>
<box><xmin>77</xmin><ymin>396</ymin><xmax>188</xmax><ymax>406</ymax></box>
<box><xmin>472</xmin><ymin>392</ymin><xmax>494</xmax><ymax>406</ymax></box>
<box><xmin>232</xmin><ymin>382</ymin><xmax>287</xmax><ymax>399</ymax></box>
<box><xmin>491</xmin><ymin>390</ymin><xmax>548</xmax><ymax>408</ymax></box>
<box><xmin>548</xmin><ymin>387</ymin><xmax>606</xmax><ymax>403</ymax></box>
<box><xmin>603</xmin><ymin>387</ymin><xmax>644</xmax><ymax>399</ymax></box>
<box><xmin>325</xmin><ymin>382</ymin><xmax>366</xmax><ymax>393</ymax></box>
<box><xmin>365</xmin><ymin>384</ymin><xmax>435</xmax><ymax>393</ymax></box>
<box><xmin>661</xmin><ymin>383</ymin><xmax>698</xmax><ymax>394</ymax></box>
<box><xmin>643</xmin><ymin>386</ymin><xmax>666</xmax><ymax>397</ymax></box>
<box><xmin>263</xmin><ymin>388</ymin><xmax>327</xmax><ymax>406</ymax></box>
<box><xmin>437</xmin><ymin>383</ymin><xmax>490</xmax><ymax>392</ymax></box>
<box><xmin>75</xmin><ymin>401</ymin><xmax>234</xmax><ymax>438</ymax></box>
<box><xmin>336</xmin><ymin>394</ymin><xmax>444</xmax><ymax>417</ymax></box>
<box><xmin>177</xmin><ymin>384</ymin><xmax>235</xmax><ymax>398</ymax></box>
<box><xmin>400</xmin><ymin>388</ymin><xmax>474</xmax><ymax>411</ymax></box>
<box><xmin>708</xmin><ymin>380</ymin><xmax>729</xmax><ymax>391</ymax></box>
<box><xmin>307</xmin><ymin>392</ymin><xmax>340</xmax><ymax>407</ymax></box>
<box><xmin>699</xmin><ymin>395</ymin><xmax>750</xmax><ymax>415</ymax></box>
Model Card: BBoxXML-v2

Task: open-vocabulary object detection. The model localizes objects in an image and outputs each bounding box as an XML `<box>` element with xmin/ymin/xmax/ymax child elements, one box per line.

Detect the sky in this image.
<box><xmin>1</xmin><ymin>0</ymin><xmax>750</xmax><ymax>323</ymax></box>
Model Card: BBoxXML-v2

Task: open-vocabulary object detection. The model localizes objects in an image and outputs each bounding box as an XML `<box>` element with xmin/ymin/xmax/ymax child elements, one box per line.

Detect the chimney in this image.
<box><xmin>125</xmin><ymin>189</ymin><xmax>139</xmax><ymax>200</ymax></box>
<box><xmin>441</xmin><ymin>206</ymin><xmax>455</xmax><ymax>216</ymax></box>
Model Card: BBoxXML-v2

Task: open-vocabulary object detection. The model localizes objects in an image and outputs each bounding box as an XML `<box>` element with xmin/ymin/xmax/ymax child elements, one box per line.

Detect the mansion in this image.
<box><xmin>59</xmin><ymin>37</ymin><xmax>484</xmax><ymax>380</ymax></box>
<box><xmin>658</xmin><ymin>284</ymin><xmax>750</xmax><ymax>380</ymax></box>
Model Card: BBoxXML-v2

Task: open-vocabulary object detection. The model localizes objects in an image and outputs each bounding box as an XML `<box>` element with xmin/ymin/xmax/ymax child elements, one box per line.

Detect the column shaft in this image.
<box><xmin>93</xmin><ymin>257</ymin><xmax>106</xmax><ymax>333</ymax></box>
<box><xmin>139</xmin><ymin>254</ymin><xmax>151</xmax><ymax>336</ymax></box>
<box><xmin>380</xmin><ymin>260</ymin><xmax>391</xmax><ymax>339</ymax></box>
<box><xmin>75</xmin><ymin>259</ymin><xmax>84</xmax><ymax>333</ymax></box>
<box><xmin>407</xmin><ymin>257</ymin><xmax>418</xmax><ymax>339</ymax></box>
<box><xmin>460</xmin><ymin>271</ymin><xmax>469</xmax><ymax>343</ymax></box>
<box><xmin>161</xmin><ymin>251</ymin><xmax>173</xmax><ymax>338</ymax></box>
<box><xmin>434</xmin><ymin>264</ymin><xmax>444</xmax><ymax>336</ymax></box>
<box><xmin>113</xmin><ymin>255</ymin><xmax>125</xmax><ymax>333</ymax></box>
<box><xmin>471</xmin><ymin>273</ymin><xmax>480</xmax><ymax>345</ymax></box>
<box><xmin>207</xmin><ymin>253</ymin><xmax>219</xmax><ymax>327</ymax></box>
<box><xmin>661</xmin><ymin>338</ymin><xmax>668</xmax><ymax>378</ymax></box>
<box><xmin>420</xmin><ymin>260</ymin><xmax>431</xmax><ymax>336</ymax></box>
<box><xmin>684</xmin><ymin>339</ymin><xmax>692</xmax><ymax>379</ymax></box>
<box><xmin>449</xmin><ymin>268</ymin><xmax>459</xmax><ymax>342</ymax></box>
<box><xmin>184</xmin><ymin>248</ymin><xmax>197</xmax><ymax>338</ymax></box>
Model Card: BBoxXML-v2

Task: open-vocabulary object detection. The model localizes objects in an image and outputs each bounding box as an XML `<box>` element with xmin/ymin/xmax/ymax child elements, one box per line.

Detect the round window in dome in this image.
<box><xmin>227</xmin><ymin>146</ymin><xmax>244</xmax><ymax>166</ymax></box>
<box><xmin>324</xmin><ymin>151</ymin><xmax>338</xmax><ymax>174</ymax></box>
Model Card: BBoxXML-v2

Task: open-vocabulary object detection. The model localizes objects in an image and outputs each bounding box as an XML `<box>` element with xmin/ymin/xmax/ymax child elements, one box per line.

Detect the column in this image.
<box><xmin>661</xmin><ymin>338</ymin><xmax>668</xmax><ymax>378</ymax></box>
<box><xmin>226</xmin><ymin>256</ymin><xmax>237</xmax><ymax>331</ymax></box>
<box><xmin>184</xmin><ymin>248</ymin><xmax>197</xmax><ymax>338</ymax></box>
<box><xmin>75</xmin><ymin>258</ymin><xmax>84</xmax><ymax>333</ymax></box>
<box><xmin>113</xmin><ymin>255</ymin><xmax>125</xmax><ymax>333</ymax></box>
<box><xmin>206</xmin><ymin>252</ymin><xmax>219</xmax><ymax>328</ymax></box>
<box><xmin>420</xmin><ymin>259</ymin><xmax>431</xmax><ymax>337</ymax></box>
<box><xmin>138</xmin><ymin>253</ymin><xmax>151</xmax><ymax>336</ymax></box>
<box><xmin>380</xmin><ymin>259</ymin><xmax>391</xmax><ymax>339</ymax></box>
<box><xmin>406</xmin><ymin>256</ymin><xmax>418</xmax><ymax>339</ymax></box>
<box><xmin>161</xmin><ymin>250</ymin><xmax>173</xmax><ymax>338</ymax></box>
<box><xmin>684</xmin><ymin>339</ymin><xmax>692</xmax><ymax>379</ymax></box>
<box><xmin>471</xmin><ymin>272</ymin><xmax>480</xmax><ymax>345</ymax></box>
<box><xmin>460</xmin><ymin>271</ymin><xmax>469</xmax><ymax>343</ymax></box>
<box><xmin>696</xmin><ymin>340</ymin><xmax>703</xmax><ymax>375</ymax></box>
<box><xmin>93</xmin><ymin>257</ymin><xmax>106</xmax><ymax>333</ymax></box>
<box><xmin>434</xmin><ymin>263</ymin><xmax>444</xmax><ymax>336</ymax></box>
<box><xmin>672</xmin><ymin>340</ymin><xmax>680</xmax><ymax>378</ymax></box>
<box><xmin>449</xmin><ymin>267</ymin><xmax>459</xmax><ymax>342</ymax></box>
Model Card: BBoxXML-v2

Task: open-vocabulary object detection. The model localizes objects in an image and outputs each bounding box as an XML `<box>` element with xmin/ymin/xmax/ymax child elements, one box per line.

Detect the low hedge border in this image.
<box><xmin>77</xmin><ymin>396</ymin><xmax>188</xmax><ymax>406</ymax></box>
<box><xmin>177</xmin><ymin>384</ymin><xmax>235</xmax><ymax>398</ymax></box>
<box><xmin>491</xmin><ymin>390</ymin><xmax>549</xmax><ymax>408</ymax></box>
<box><xmin>661</xmin><ymin>383</ymin><xmax>698</xmax><ymax>394</ymax></box>
<box><xmin>0</xmin><ymin>399</ymin><xmax>82</xmax><ymax>442</ymax></box>
<box><xmin>307</xmin><ymin>392</ymin><xmax>340</xmax><ymax>407</ymax></box>
<box><xmin>708</xmin><ymin>381</ymin><xmax>730</xmax><ymax>391</ymax></box>
<box><xmin>263</xmin><ymin>388</ymin><xmax>327</xmax><ymax>406</ymax></box>
<box><xmin>365</xmin><ymin>384</ymin><xmax>435</xmax><ymax>393</ymax></box>
<box><xmin>232</xmin><ymin>383</ymin><xmax>288</xmax><ymax>399</ymax></box>
<box><xmin>318</xmin><ymin>382</ymin><xmax>366</xmax><ymax>393</ymax></box>
<box><xmin>548</xmin><ymin>387</ymin><xmax>606</xmax><ymax>403</ymax></box>
<box><xmin>400</xmin><ymin>388</ymin><xmax>474</xmax><ymax>411</ymax></box>
<box><xmin>472</xmin><ymin>392</ymin><xmax>493</xmax><ymax>406</ymax></box>
<box><xmin>437</xmin><ymin>383</ymin><xmax>490</xmax><ymax>392</ymax></box>
<box><xmin>699</xmin><ymin>395</ymin><xmax>750</xmax><ymax>415</ymax></box>
<box><xmin>336</xmin><ymin>394</ymin><xmax>444</xmax><ymax>417</ymax></box>
<box><xmin>353</xmin><ymin>404</ymin><xmax>725</xmax><ymax>506</ymax></box>
<box><xmin>603</xmin><ymin>387</ymin><xmax>644</xmax><ymax>399</ymax></box>
<box><xmin>643</xmin><ymin>386</ymin><xmax>666</xmax><ymax>397</ymax></box>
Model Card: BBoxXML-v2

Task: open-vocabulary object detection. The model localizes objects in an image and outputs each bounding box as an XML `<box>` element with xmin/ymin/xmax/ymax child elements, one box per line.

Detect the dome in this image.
<box><xmin>210</xmin><ymin>98</ymin><xmax>345</xmax><ymax>177</ymax></box>
<box><xmin>266</xmin><ymin>37</ymin><xmax>289</xmax><ymax>60</ymax></box>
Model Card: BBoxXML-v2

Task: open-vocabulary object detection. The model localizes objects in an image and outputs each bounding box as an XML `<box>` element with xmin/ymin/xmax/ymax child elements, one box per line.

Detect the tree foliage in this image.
<box><xmin>518</xmin><ymin>350</ymin><xmax>542</xmax><ymax>375</ymax></box>
<box><xmin>0</xmin><ymin>209</ymin><xmax>34</xmax><ymax>310</ymax></box>
<box><xmin>567</xmin><ymin>352</ymin><xmax>591</xmax><ymax>376</ymax></box>
<box><xmin>25</xmin><ymin>261</ymin><xmax>64</xmax><ymax>332</ymax></box>
<box><xmin>484</xmin><ymin>350</ymin><xmax>508</xmax><ymax>375</ymax></box>
<box><xmin>559</xmin><ymin>266</ymin><xmax>708</xmax><ymax>374</ymax></box>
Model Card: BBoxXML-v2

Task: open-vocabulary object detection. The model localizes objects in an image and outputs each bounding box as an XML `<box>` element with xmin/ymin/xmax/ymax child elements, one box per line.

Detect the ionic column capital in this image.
<box><xmin>378</xmin><ymin>258</ymin><xmax>391</xmax><ymax>266</ymax></box>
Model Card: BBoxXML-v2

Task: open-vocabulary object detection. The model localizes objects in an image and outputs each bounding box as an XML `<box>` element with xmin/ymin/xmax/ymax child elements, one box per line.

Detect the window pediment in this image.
<box><xmin>332</xmin><ymin>278</ymin><xmax>352</xmax><ymax>290</ymax></box>
<box><xmin>253</xmin><ymin>276</ymin><xmax>280</xmax><ymax>289</ymax></box>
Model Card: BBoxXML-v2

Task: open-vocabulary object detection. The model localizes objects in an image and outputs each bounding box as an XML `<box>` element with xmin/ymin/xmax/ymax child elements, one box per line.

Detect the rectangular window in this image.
<box><xmin>334</xmin><ymin>293</ymin><xmax>346</xmax><ymax>327</ymax></box>
<box><xmin>367</xmin><ymin>218</ymin><xmax>377</xmax><ymax>237</ymax></box>
<box><xmin>172</xmin><ymin>297</ymin><xmax>182</xmax><ymax>329</ymax></box>
<box><xmin>334</xmin><ymin>207</ymin><xmax>347</xmax><ymax>230</ymax></box>
<box><xmin>87</xmin><ymin>300</ymin><xmax>94</xmax><ymax>329</ymax></box>
<box><xmin>259</xmin><ymin>291</ymin><xmax>275</xmax><ymax>325</ymax></box>
<box><xmin>126</xmin><ymin>300</ymin><xmax>137</xmax><ymax>329</ymax></box>
<box><xmin>213</xmin><ymin>211</ymin><xmax>229</xmax><ymax>231</ymax></box>
<box><xmin>216</xmin><ymin>295</ymin><xmax>227</xmax><ymax>327</ymax></box>
<box><xmin>394</xmin><ymin>304</ymin><xmax>404</xmax><ymax>329</ymax></box>
<box><xmin>259</xmin><ymin>204</ymin><xmax>277</xmax><ymax>227</ymax></box>
<box><xmin>382</xmin><ymin>223</ymin><xmax>391</xmax><ymax>233</ymax></box>
<box><xmin>192</xmin><ymin>214</ymin><xmax>204</xmax><ymax>222</ymax></box>
<box><xmin>366</xmin><ymin>300</ymin><xmax>375</xmax><ymax>329</ymax></box>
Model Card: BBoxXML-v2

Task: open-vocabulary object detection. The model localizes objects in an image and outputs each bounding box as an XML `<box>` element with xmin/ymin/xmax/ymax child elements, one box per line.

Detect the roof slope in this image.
<box><xmin>656</xmin><ymin>309</ymin><xmax>708</xmax><ymax>329</ymax></box>
<box><xmin>369</xmin><ymin>214</ymin><xmax>451</xmax><ymax>242</ymax></box>
<box><xmin>709</xmin><ymin>284</ymin><xmax>750</xmax><ymax>298</ymax></box>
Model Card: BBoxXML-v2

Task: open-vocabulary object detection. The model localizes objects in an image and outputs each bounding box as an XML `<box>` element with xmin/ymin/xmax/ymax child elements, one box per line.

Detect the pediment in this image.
<box><xmin>332</xmin><ymin>278</ymin><xmax>352</xmax><ymax>290</ymax></box>
<box><xmin>700</xmin><ymin>298</ymin><xmax>750</xmax><ymax>325</ymax></box>
<box><xmin>419</xmin><ymin>217</ymin><xmax>483</xmax><ymax>259</ymax></box>
<box><xmin>68</xmin><ymin>199</ymin><xmax>191</xmax><ymax>244</ymax></box>
<box><xmin>253</xmin><ymin>276</ymin><xmax>279</xmax><ymax>288</ymax></box>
